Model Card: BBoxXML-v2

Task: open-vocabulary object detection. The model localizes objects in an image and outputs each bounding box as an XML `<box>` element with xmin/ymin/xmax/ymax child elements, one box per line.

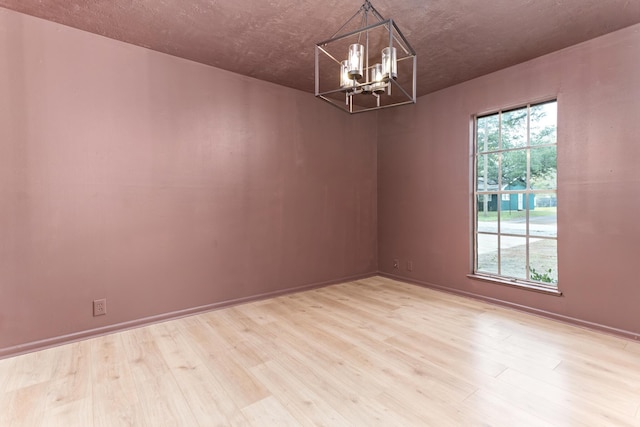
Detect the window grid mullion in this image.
<box><xmin>525</xmin><ymin>104</ymin><xmax>531</xmax><ymax>281</ymax></box>
<box><xmin>497</xmin><ymin>111</ymin><xmax>502</xmax><ymax>276</ymax></box>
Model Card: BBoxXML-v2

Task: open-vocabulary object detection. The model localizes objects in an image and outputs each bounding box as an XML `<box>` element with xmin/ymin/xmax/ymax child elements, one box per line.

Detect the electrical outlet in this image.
<box><xmin>407</xmin><ymin>261</ymin><xmax>413</xmax><ymax>271</ymax></box>
<box><xmin>393</xmin><ymin>259</ymin><xmax>399</xmax><ymax>269</ymax></box>
<box><xmin>93</xmin><ymin>299</ymin><xmax>107</xmax><ymax>316</ymax></box>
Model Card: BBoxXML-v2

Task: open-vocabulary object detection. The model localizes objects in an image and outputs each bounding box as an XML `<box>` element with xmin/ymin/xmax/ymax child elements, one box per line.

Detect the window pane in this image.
<box><xmin>530</xmin><ymin>146</ymin><xmax>557</xmax><ymax>190</ymax></box>
<box><xmin>477</xmin><ymin>234</ymin><xmax>498</xmax><ymax>274</ymax></box>
<box><xmin>529</xmin><ymin>239</ymin><xmax>558</xmax><ymax>284</ymax></box>
<box><xmin>500</xmin><ymin>236</ymin><xmax>527</xmax><ymax>279</ymax></box>
<box><xmin>499</xmin><ymin>196</ymin><xmax>528</xmax><ymax>236</ymax></box>
<box><xmin>531</xmin><ymin>193</ymin><xmax>557</xmax><ymax>237</ymax></box>
<box><xmin>530</xmin><ymin>101</ymin><xmax>557</xmax><ymax>146</ymax></box>
<box><xmin>501</xmin><ymin>108</ymin><xmax>528</xmax><ymax>149</ymax></box>
<box><xmin>501</xmin><ymin>150</ymin><xmax>526</xmax><ymax>188</ymax></box>
<box><xmin>477</xmin><ymin>113</ymin><xmax>499</xmax><ymax>152</ymax></box>
<box><xmin>476</xmin><ymin>194</ymin><xmax>498</xmax><ymax>233</ymax></box>
<box><xmin>476</xmin><ymin>153</ymin><xmax>499</xmax><ymax>191</ymax></box>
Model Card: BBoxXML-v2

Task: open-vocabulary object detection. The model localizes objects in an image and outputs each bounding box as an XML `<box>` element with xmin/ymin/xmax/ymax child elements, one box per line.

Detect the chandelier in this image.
<box><xmin>315</xmin><ymin>0</ymin><xmax>417</xmax><ymax>114</ymax></box>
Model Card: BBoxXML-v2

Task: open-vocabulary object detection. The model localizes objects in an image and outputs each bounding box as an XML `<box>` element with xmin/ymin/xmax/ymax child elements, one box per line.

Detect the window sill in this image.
<box><xmin>467</xmin><ymin>274</ymin><xmax>563</xmax><ymax>296</ymax></box>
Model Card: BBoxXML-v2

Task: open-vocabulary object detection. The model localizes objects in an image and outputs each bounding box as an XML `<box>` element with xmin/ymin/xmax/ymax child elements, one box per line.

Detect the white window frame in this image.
<box><xmin>472</xmin><ymin>100</ymin><xmax>559</xmax><ymax>293</ymax></box>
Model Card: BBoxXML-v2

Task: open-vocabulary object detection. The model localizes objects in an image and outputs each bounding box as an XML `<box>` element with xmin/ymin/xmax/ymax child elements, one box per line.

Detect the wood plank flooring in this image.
<box><xmin>2</xmin><ymin>276</ymin><xmax>640</xmax><ymax>426</ymax></box>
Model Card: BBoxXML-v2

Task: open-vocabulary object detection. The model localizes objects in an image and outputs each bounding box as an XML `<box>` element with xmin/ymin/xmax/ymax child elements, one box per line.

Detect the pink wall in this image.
<box><xmin>2</xmin><ymin>7</ymin><xmax>639</xmax><ymax>358</ymax></box>
<box><xmin>378</xmin><ymin>24</ymin><xmax>640</xmax><ymax>337</ymax></box>
<box><xmin>0</xmin><ymin>9</ymin><xmax>377</xmax><ymax>355</ymax></box>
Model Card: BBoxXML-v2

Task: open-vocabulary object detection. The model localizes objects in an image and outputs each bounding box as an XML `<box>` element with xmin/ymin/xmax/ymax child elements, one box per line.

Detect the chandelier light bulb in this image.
<box><xmin>340</xmin><ymin>60</ymin><xmax>355</xmax><ymax>88</ymax></box>
<box><xmin>382</xmin><ymin>46</ymin><xmax>397</xmax><ymax>80</ymax></box>
<box><xmin>347</xmin><ymin>44</ymin><xmax>364</xmax><ymax>80</ymax></box>
<box><xmin>371</xmin><ymin>63</ymin><xmax>386</xmax><ymax>93</ymax></box>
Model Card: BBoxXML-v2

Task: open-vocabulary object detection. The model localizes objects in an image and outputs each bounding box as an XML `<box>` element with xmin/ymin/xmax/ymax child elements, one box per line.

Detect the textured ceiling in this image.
<box><xmin>2</xmin><ymin>0</ymin><xmax>640</xmax><ymax>96</ymax></box>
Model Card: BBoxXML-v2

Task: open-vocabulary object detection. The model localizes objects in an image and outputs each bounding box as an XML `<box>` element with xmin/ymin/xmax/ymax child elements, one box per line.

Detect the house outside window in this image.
<box><xmin>473</xmin><ymin>100</ymin><xmax>558</xmax><ymax>290</ymax></box>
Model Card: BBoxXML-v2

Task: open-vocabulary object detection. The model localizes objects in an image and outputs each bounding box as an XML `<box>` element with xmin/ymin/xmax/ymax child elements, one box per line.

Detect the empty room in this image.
<box><xmin>1</xmin><ymin>0</ymin><xmax>640</xmax><ymax>425</ymax></box>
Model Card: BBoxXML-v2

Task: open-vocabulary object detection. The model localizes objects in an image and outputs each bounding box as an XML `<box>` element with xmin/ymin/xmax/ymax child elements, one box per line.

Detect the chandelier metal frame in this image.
<box><xmin>315</xmin><ymin>0</ymin><xmax>417</xmax><ymax>114</ymax></box>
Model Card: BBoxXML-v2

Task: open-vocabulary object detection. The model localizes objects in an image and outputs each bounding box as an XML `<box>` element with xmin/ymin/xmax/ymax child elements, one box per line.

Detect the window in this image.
<box><xmin>473</xmin><ymin>100</ymin><xmax>558</xmax><ymax>290</ymax></box>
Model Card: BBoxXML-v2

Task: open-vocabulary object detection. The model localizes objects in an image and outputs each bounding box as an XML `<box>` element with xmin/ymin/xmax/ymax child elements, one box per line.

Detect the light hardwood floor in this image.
<box><xmin>2</xmin><ymin>276</ymin><xmax>640</xmax><ymax>426</ymax></box>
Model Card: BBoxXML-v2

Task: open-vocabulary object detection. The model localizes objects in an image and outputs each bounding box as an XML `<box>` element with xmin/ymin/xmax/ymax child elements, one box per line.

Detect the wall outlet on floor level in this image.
<box><xmin>393</xmin><ymin>259</ymin><xmax>399</xmax><ymax>269</ymax></box>
<box><xmin>407</xmin><ymin>261</ymin><xmax>413</xmax><ymax>272</ymax></box>
<box><xmin>93</xmin><ymin>299</ymin><xmax>107</xmax><ymax>316</ymax></box>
